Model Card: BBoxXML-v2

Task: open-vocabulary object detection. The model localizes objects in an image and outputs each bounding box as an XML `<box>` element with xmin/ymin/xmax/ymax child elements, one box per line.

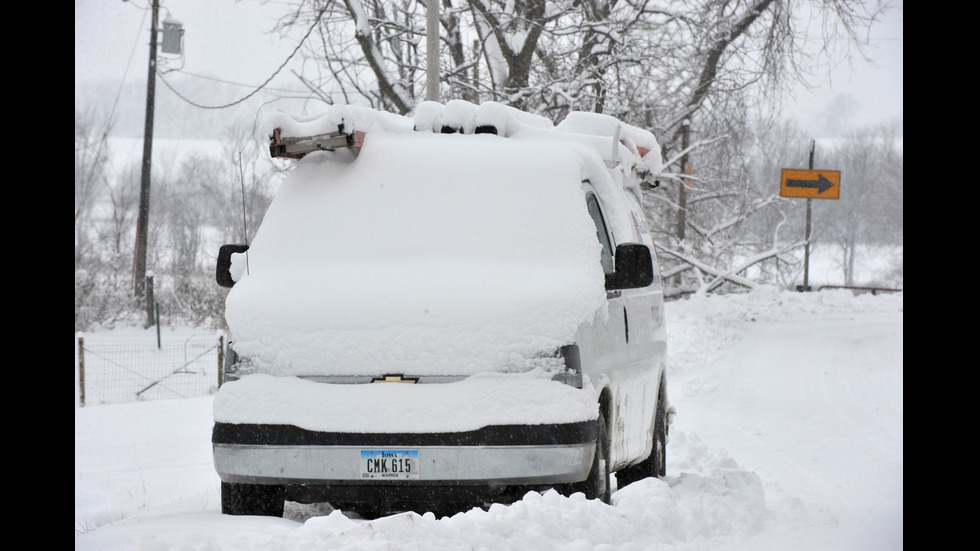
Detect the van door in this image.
<box><xmin>619</xmin><ymin>193</ymin><xmax>665</xmax><ymax>462</ymax></box>
<box><xmin>582</xmin><ymin>184</ymin><xmax>634</xmax><ymax>464</ymax></box>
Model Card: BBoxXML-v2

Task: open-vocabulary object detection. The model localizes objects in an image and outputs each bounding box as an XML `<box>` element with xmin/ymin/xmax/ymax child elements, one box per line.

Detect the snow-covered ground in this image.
<box><xmin>74</xmin><ymin>286</ymin><xmax>903</xmax><ymax>550</ymax></box>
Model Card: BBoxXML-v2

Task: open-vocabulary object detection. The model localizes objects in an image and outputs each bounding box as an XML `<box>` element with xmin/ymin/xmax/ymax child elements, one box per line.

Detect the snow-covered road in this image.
<box><xmin>75</xmin><ymin>287</ymin><xmax>903</xmax><ymax>550</ymax></box>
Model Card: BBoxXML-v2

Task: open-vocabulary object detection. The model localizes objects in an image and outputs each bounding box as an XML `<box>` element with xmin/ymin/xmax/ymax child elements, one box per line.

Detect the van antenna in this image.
<box><xmin>238</xmin><ymin>152</ymin><xmax>250</xmax><ymax>275</ymax></box>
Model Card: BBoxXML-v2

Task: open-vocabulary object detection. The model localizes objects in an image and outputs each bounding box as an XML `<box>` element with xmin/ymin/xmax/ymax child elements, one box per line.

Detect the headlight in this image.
<box><xmin>550</xmin><ymin>344</ymin><xmax>582</xmax><ymax>388</ymax></box>
<box><xmin>222</xmin><ymin>341</ymin><xmax>242</xmax><ymax>383</ymax></box>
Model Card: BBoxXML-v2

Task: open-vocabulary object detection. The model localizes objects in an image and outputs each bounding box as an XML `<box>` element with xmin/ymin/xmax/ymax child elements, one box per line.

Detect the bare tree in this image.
<box><xmin>272</xmin><ymin>0</ymin><xmax>887</xmax><ymax>123</ymax></box>
<box><xmin>80</xmin><ymin>0</ymin><xmax>890</xmax><ymax>314</ymax></box>
<box><xmin>814</xmin><ymin>124</ymin><xmax>903</xmax><ymax>286</ymax></box>
<box><xmin>105</xmin><ymin>163</ymin><xmax>140</xmax><ymax>251</ymax></box>
<box><xmin>271</xmin><ymin>0</ymin><xmax>423</xmax><ymax>113</ymax></box>
<box><xmin>75</xmin><ymin>111</ymin><xmax>145</xmax><ymax>331</ymax></box>
<box><xmin>75</xmin><ymin>109</ymin><xmax>112</xmax><ymax>225</ymax></box>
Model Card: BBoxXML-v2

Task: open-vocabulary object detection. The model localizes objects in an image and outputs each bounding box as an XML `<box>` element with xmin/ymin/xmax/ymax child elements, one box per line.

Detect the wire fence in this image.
<box><xmin>75</xmin><ymin>328</ymin><xmax>224</xmax><ymax>406</ymax></box>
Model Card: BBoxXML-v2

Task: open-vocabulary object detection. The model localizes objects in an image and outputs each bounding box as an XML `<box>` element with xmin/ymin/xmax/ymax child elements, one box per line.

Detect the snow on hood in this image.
<box><xmin>225</xmin><ymin>116</ymin><xmax>612</xmax><ymax>377</ymax></box>
<box><xmin>213</xmin><ymin>371</ymin><xmax>600</xmax><ymax>431</ymax></box>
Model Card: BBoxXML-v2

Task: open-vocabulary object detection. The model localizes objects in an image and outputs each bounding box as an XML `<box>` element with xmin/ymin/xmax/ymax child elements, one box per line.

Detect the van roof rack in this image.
<box><xmin>269</xmin><ymin>126</ymin><xmax>365</xmax><ymax>160</ymax></box>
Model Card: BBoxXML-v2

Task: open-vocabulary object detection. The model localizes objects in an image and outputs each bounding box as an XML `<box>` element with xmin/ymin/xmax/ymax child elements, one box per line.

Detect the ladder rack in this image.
<box><xmin>269</xmin><ymin>126</ymin><xmax>365</xmax><ymax>160</ymax></box>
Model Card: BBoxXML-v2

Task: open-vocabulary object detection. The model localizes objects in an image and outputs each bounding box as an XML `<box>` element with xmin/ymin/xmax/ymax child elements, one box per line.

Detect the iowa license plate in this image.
<box><xmin>360</xmin><ymin>449</ymin><xmax>420</xmax><ymax>479</ymax></box>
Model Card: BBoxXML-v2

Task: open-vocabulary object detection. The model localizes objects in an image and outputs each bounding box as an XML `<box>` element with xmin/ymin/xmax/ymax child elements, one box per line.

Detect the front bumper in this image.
<box><xmin>212</xmin><ymin>421</ymin><xmax>595</xmax><ymax>486</ymax></box>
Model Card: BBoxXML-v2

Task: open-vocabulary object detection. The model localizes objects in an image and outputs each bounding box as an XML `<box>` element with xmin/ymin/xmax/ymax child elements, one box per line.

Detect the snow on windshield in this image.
<box><xmin>226</xmin><ymin>107</ymin><xmax>617</xmax><ymax>379</ymax></box>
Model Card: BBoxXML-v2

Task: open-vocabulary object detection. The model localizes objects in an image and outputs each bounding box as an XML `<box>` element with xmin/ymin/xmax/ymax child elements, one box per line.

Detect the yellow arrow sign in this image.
<box><xmin>780</xmin><ymin>169</ymin><xmax>840</xmax><ymax>199</ymax></box>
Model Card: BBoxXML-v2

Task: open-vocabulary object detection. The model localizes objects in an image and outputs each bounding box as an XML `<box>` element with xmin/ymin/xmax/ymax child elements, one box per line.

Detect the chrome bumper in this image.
<box><xmin>214</xmin><ymin>442</ymin><xmax>593</xmax><ymax>485</ymax></box>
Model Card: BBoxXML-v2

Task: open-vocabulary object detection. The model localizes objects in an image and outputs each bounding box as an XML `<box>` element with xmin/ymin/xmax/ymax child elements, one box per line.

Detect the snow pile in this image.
<box><xmin>264</xmin><ymin>472</ymin><xmax>769</xmax><ymax>551</ymax></box>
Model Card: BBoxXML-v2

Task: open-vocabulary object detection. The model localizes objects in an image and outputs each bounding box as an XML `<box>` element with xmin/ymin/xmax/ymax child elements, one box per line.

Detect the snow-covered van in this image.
<box><xmin>212</xmin><ymin>100</ymin><xmax>669</xmax><ymax>517</ymax></box>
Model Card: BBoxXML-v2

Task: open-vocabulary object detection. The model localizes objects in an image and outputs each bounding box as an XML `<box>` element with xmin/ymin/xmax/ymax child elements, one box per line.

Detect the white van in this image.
<box><xmin>213</xmin><ymin>100</ymin><xmax>669</xmax><ymax>517</ymax></box>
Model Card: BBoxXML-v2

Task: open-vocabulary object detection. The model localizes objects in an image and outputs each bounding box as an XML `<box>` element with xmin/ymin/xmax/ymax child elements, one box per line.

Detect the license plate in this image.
<box><xmin>360</xmin><ymin>449</ymin><xmax>420</xmax><ymax>479</ymax></box>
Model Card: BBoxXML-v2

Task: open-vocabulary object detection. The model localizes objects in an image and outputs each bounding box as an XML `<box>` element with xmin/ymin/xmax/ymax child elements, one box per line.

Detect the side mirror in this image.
<box><xmin>216</xmin><ymin>244</ymin><xmax>249</xmax><ymax>288</ymax></box>
<box><xmin>605</xmin><ymin>243</ymin><xmax>654</xmax><ymax>291</ymax></box>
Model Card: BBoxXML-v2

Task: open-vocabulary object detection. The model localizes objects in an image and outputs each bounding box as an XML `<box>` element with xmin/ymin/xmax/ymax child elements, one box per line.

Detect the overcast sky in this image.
<box><xmin>74</xmin><ymin>0</ymin><xmax>903</xmax><ymax>138</ymax></box>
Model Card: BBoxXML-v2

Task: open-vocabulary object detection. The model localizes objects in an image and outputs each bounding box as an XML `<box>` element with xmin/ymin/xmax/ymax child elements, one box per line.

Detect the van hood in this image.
<box><xmin>224</xmin><ymin>131</ymin><xmax>610</xmax><ymax>377</ymax></box>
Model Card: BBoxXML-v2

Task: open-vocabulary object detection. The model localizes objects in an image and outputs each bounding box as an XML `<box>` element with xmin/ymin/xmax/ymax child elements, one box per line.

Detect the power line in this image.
<box><xmin>157</xmin><ymin>3</ymin><xmax>328</xmax><ymax>110</ymax></box>
<box><xmin>163</xmin><ymin>69</ymin><xmax>305</xmax><ymax>95</ymax></box>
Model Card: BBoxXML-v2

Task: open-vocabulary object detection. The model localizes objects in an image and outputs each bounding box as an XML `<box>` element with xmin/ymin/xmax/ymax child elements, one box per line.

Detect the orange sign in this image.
<box><xmin>780</xmin><ymin>169</ymin><xmax>840</xmax><ymax>199</ymax></box>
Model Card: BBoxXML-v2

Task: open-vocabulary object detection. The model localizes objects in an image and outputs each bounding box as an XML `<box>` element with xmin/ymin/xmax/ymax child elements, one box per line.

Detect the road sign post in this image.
<box><xmin>781</xmin><ymin>141</ymin><xmax>841</xmax><ymax>291</ymax></box>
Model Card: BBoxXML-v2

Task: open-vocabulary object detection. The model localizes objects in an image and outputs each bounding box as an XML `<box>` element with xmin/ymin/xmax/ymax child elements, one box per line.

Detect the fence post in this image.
<box><xmin>144</xmin><ymin>273</ymin><xmax>155</xmax><ymax>328</ymax></box>
<box><xmin>217</xmin><ymin>334</ymin><xmax>224</xmax><ymax>388</ymax></box>
<box><xmin>78</xmin><ymin>334</ymin><xmax>86</xmax><ymax>407</ymax></box>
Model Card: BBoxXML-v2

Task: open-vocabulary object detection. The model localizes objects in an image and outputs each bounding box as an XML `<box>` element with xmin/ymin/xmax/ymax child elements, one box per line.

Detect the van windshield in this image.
<box><xmin>225</xmin><ymin>131</ymin><xmax>609</xmax><ymax>377</ymax></box>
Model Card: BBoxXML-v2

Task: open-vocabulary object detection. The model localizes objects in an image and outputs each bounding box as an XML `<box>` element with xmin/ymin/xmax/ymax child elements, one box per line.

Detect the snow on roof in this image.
<box><xmin>261</xmin><ymin>100</ymin><xmax>662</xmax><ymax>179</ymax></box>
<box><xmin>557</xmin><ymin>111</ymin><xmax>663</xmax><ymax>177</ymax></box>
<box><xmin>262</xmin><ymin>104</ymin><xmax>413</xmax><ymax>138</ymax></box>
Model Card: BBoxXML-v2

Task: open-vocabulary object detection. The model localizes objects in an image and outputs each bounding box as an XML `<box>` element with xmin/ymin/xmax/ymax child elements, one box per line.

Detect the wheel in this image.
<box><xmin>652</xmin><ymin>396</ymin><xmax>667</xmax><ymax>477</ymax></box>
<box><xmin>572</xmin><ymin>412</ymin><xmax>610</xmax><ymax>503</ymax></box>
<box><xmin>615</xmin><ymin>395</ymin><xmax>667</xmax><ymax>488</ymax></box>
<box><xmin>221</xmin><ymin>481</ymin><xmax>286</xmax><ymax>517</ymax></box>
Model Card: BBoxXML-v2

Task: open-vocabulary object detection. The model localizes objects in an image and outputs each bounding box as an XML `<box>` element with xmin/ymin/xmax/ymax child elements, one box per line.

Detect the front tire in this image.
<box><xmin>221</xmin><ymin>482</ymin><xmax>285</xmax><ymax>517</ymax></box>
<box><xmin>574</xmin><ymin>412</ymin><xmax>610</xmax><ymax>503</ymax></box>
<box><xmin>616</xmin><ymin>395</ymin><xmax>667</xmax><ymax>488</ymax></box>
<box><xmin>651</xmin><ymin>396</ymin><xmax>667</xmax><ymax>477</ymax></box>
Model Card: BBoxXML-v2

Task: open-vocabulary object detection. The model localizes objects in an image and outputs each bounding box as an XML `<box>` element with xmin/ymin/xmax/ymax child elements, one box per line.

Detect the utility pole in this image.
<box><xmin>426</xmin><ymin>0</ymin><xmax>439</xmax><ymax>101</ymax></box>
<box><xmin>676</xmin><ymin>119</ymin><xmax>690</xmax><ymax>240</ymax></box>
<box><xmin>134</xmin><ymin>0</ymin><xmax>159</xmax><ymax>299</ymax></box>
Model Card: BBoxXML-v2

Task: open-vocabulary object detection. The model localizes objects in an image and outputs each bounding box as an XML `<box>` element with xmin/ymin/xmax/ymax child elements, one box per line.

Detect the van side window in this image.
<box><xmin>586</xmin><ymin>192</ymin><xmax>614</xmax><ymax>274</ymax></box>
<box><xmin>625</xmin><ymin>196</ymin><xmax>662</xmax><ymax>289</ymax></box>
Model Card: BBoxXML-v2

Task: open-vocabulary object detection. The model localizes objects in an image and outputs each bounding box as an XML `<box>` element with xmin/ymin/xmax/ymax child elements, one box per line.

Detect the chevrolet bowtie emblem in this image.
<box><xmin>371</xmin><ymin>374</ymin><xmax>419</xmax><ymax>384</ymax></box>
